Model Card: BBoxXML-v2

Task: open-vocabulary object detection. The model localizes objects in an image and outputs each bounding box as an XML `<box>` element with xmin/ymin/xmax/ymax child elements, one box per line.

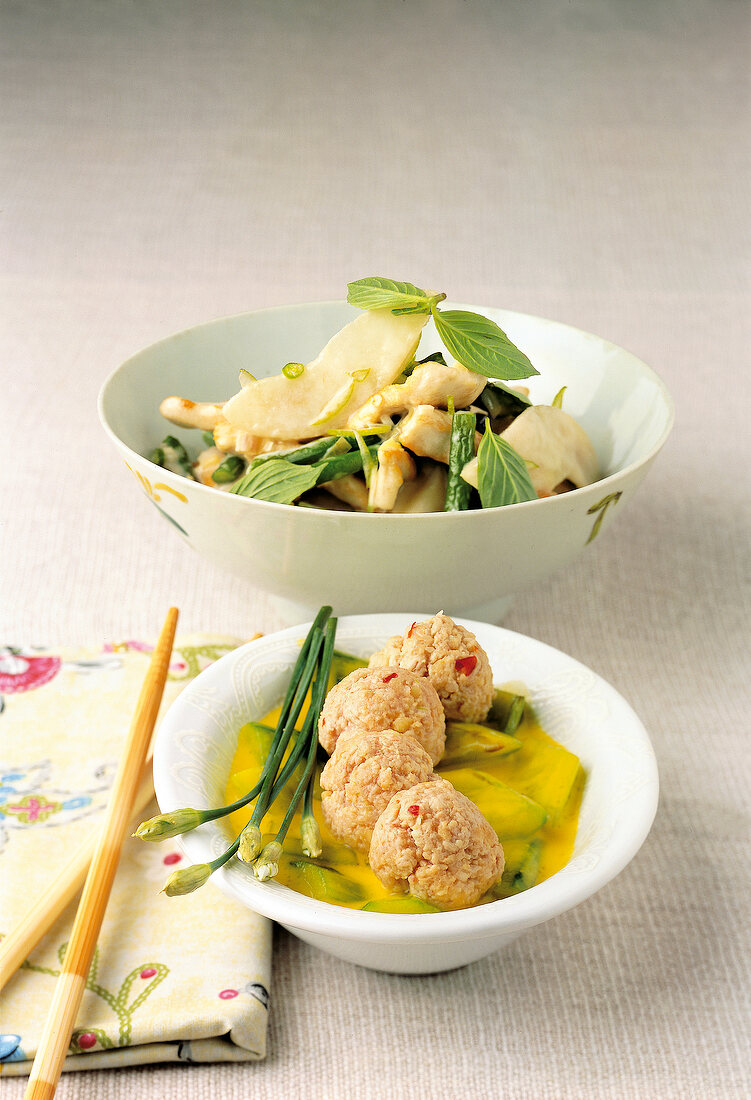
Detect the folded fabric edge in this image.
<box><xmin>0</xmin><ymin>1032</ymin><xmax>266</xmax><ymax>1076</ymax></box>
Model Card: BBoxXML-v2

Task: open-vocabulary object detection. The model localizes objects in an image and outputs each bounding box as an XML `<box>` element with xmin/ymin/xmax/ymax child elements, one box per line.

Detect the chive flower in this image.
<box><xmin>135</xmin><ymin>808</ymin><xmax>204</xmax><ymax>841</ymax></box>
<box><xmin>254</xmin><ymin>840</ymin><xmax>283</xmax><ymax>881</ymax></box>
<box><xmin>300</xmin><ymin>816</ymin><xmax>322</xmax><ymax>859</ymax></box>
<box><xmin>238</xmin><ymin>823</ymin><xmax>263</xmax><ymax>864</ymax></box>
<box><xmin>163</xmin><ymin>862</ymin><xmax>212</xmax><ymax>896</ymax></box>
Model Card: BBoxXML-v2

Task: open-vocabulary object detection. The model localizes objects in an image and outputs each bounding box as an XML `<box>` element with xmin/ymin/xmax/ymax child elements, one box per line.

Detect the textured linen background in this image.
<box><xmin>2</xmin><ymin>1</ymin><xmax>749</xmax><ymax>1098</ymax></box>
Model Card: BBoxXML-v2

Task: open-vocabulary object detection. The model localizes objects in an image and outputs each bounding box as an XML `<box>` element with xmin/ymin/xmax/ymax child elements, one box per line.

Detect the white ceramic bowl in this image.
<box><xmin>98</xmin><ymin>301</ymin><xmax>673</xmax><ymax>623</ymax></box>
<box><xmin>152</xmin><ymin>613</ymin><xmax>658</xmax><ymax>975</ymax></box>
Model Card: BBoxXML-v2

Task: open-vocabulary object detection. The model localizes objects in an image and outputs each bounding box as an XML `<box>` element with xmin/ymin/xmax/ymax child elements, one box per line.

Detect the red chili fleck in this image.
<box><xmin>455</xmin><ymin>656</ymin><xmax>478</xmax><ymax>675</ymax></box>
<box><xmin>382</xmin><ymin>672</ymin><xmax>397</xmax><ymax>683</ymax></box>
<box><xmin>321</xmin><ymin>718</ymin><xmax>325</xmax><ymax>726</ymax></box>
<box><xmin>407</xmin><ymin>621</ymin><xmax>417</xmax><ymax>638</ymax></box>
<box><xmin>140</xmin><ymin>967</ymin><xmax>157</xmax><ymax>980</ymax></box>
<box><xmin>407</xmin><ymin>804</ymin><xmax>420</xmax><ymax>816</ymax></box>
<box><xmin>219</xmin><ymin>988</ymin><xmax>239</xmax><ymax>1000</ymax></box>
<box><xmin>163</xmin><ymin>852</ymin><xmax>182</xmax><ymax>865</ymax></box>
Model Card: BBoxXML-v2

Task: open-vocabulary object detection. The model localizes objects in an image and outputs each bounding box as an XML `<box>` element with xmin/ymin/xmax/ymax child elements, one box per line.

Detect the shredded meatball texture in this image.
<box><xmin>369</xmin><ymin>778</ymin><xmax>504</xmax><ymax>910</ymax></box>
<box><xmin>368</xmin><ymin>613</ymin><xmax>493</xmax><ymax>722</ymax></box>
<box><xmin>320</xmin><ymin>730</ymin><xmax>437</xmax><ymax>850</ymax></box>
<box><xmin>318</xmin><ymin>666</ymin><xmax>446</xmax><ymax>763</ymax></box>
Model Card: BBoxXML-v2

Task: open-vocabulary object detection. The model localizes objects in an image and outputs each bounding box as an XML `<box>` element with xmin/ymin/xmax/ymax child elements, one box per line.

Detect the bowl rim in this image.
<box><xmin>98</xmin><ymin>299</ymin><xmax>675</xmax><ymax>522</ymax></box>
<box><xmin>153</xmin><ymin>613</ymin><xmax>659</xmax><ymax>944</ymax></box>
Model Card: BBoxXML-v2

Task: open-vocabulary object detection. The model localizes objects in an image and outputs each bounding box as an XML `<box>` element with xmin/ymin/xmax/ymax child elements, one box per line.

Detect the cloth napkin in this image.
<box><xmin>0</xmin><ymin>635</ymin><xmax>271</xmax><ymax>1075</ymax></box>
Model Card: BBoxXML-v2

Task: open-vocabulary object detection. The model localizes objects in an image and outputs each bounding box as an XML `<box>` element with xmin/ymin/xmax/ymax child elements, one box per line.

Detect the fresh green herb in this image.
<box><xmin>432</xmin><ymin>310</ymin><xmax>538</xmax><ymax>381</ymax></box>
<box><xmin>239</xmin><ymin>368</ymin><xmax>256</xmax><ymax>385</ymax></box>
<box><xmin>348</xmin><ymin>277</ymin><xmax>538</xmax><ymax>382</ymax></box>
<box><xmin>444</xmin><ymin>410</ymin><xmax>475</xmax><ymax>512</ymax></box>
<box><xmin>551</xmin><ymin>385</ymin><xmax>567</xmax><ymax>409</ymax></box>
<box><xmin>212</xmin><ymin>455</ymin><xmax>245</xmax><ymax>483</ymax></box>
<box><xmin>230</xmin><ymin>457</ymin><xmax>320</xmax><ymax>504</ymax></box>
<box><xmin>283</xmin><ymin>362</ymin><xmax>305</xmax><ymax>379</ymax></box>
<box><xmin>346</xmin><ymin>277</ymin><xmax>444</xmax><ymax>315</ymax></box>
<box><xmin>475</xmin><ymin>422</ymin><xmax>537</xmax><ymax>509</ymax></box>
<box><xmin>202</xmin><ymin>430</ymin><xmax>215</xmax><ymax>447</ymax></box>
<box><xmin>480</xmin><ymin>381</ymin><xmax>532</xmax><ymax>420</ymax></box>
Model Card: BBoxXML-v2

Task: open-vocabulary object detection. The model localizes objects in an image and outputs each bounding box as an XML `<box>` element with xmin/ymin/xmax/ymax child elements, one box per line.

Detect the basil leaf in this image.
<box><xmin>476</xmin><ymin>424</ymin><xmax>537</xmax><ymax>508</ymax></box>
<box><xmin>347</xmin><ymin>277</ymin><xmax>433</xmax><ymax>314</ymax></box>
<box><xmin>433</xmin><ymin>310</ymin><xmax>539</xmax><ymax>380</ymax></box>
<box><xmin>480</xmin><ymin>380</ymin><xmax>532</xmax><ymax>420</ymax></box>
<box><xmin>230</xmin><ymin>458</ymin><xmax>320</xmax><ymax>504</ymax></box>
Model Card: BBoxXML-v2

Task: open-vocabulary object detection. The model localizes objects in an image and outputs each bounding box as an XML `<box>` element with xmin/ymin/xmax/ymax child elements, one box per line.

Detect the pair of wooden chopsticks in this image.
<box><xmin>3</xmin><ymin>608</ymin><xmax>180</xmax><ymax>1100</ymax></box>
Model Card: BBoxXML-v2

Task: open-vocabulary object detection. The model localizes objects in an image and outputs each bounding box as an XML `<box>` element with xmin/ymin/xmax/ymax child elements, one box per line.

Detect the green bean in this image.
<box><xmin>250</xmin><ymin>436</ymin><xmax>345</xmax><ymax>467</ymax></box>
<box><xmin>149</xmin><ymin>435</ymin><xmax>196</xmax><ymax>479</ymax></box>
<box><xmin>444</xmin><ymin>411</ymin><xmax>475</xmax><ymax>511</ymax></box>
<box><xmin>312</xmin><ymin>444</ymin><xmax>379</xmax><ymax>484</ymax></box>
<box><xmin>212</xmin><ymin>455</ymin><xmax>245</xmax><ymax>483</ymax></box>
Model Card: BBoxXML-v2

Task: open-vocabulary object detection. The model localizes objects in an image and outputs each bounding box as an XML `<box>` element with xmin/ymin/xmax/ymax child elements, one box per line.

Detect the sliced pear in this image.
<box><xmin>223</xmin><ymin>308</ymin><xmax>429</xmax><ymax>440</ymax></box>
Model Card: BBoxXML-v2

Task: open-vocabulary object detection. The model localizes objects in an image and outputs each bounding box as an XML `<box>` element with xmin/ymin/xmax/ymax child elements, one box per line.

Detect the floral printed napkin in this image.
<box><xmin>0</xmin><ymin>636</ymin><xmax>271</xmax><ymax>1075</ymax></box>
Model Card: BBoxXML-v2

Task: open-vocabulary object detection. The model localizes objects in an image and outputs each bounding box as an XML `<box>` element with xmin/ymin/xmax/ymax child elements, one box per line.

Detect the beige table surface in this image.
<box><xmin>2</xmin><ymin>1</ymin><xmax>749</xmax><ymax>1097</ymax></box>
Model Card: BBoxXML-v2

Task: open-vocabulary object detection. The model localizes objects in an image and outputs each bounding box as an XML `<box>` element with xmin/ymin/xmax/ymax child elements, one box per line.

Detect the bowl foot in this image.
<box><xmin>269</xmin><ymin>592</ymin><xmax>516</xmax><ymax>626</ymax></box>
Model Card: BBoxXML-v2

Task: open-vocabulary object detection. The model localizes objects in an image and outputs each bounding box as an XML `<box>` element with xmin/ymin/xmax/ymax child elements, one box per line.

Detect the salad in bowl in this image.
<box><xmin>151</xmin><ymin>277</ymin><xmax>599</xmax><ymax>514</ymax></box>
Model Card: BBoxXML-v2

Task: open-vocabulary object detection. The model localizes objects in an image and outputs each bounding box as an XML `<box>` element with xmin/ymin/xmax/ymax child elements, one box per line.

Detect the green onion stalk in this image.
<box><xmin>444</xmin><ymin>410</ymin><xmax>475</xmax><ymax>512</ymax></box>
<box><xmin>254</xmin><ymin>616</ymin><xmax>336</xmax><ymax>879</ymax></box>
<box><xmin>142</xmin><ymin>605</ymin><xmax>333</xmax><ymax>895</ymax></box>
<box><xmin>135</xmin><ymin>625</ymin><xmax>331</xmax><ymax>846</ymax></box>
<box><xmin>237</xmin><ymin>607</ymin><xmax>332</xmax><ymax>863</ymax></box>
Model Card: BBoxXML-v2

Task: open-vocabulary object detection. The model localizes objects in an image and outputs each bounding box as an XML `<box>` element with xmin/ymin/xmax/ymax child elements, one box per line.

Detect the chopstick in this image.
<box><xmin>1</xmin><ymin>629</ymin><xmax>263</xmax><ymax>998</ymax></box>
<box><xmin>24</xmin><ymin>607</ymin><xmax>179</xmax><ymax>1100</ymax></box>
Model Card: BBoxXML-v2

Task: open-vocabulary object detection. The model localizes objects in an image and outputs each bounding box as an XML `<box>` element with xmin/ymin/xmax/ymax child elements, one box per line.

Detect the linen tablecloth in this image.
<box><xmin>0</xmin><ymin>637</ymin><xmax>271</xmax><ymax>1073</ymax></box>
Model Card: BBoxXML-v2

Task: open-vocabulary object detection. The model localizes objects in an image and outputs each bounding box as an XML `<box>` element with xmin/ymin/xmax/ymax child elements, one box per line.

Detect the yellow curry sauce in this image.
<box><xmin>225</xmin><ymin>663</ymin><xmax>584</xmax><ymax>913</ymax></box>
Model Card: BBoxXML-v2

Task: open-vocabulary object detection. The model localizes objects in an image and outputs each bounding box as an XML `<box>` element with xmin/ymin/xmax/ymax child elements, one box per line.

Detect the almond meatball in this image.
<box><xmin>318</xmin><ymin>666</ymin><xmax>446</xmax><ymax>763</ymax></box>
<box><xmin>368</xmin><ymin>613</ymin><xmax>493</xmax><ymax>722</ymax></box>
<box><xmin>320</xmin><ymin>730</ymin><xmax>436</xmax><ymax>850</ymax></box>
<box><xmin>369</xmin><ymin>777</ymin><xmax>504</xmax><ymax>910</ymax></box>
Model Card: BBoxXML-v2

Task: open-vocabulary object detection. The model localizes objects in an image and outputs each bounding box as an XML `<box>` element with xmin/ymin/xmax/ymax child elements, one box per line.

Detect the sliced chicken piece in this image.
<box><xmin>461</xmin><ymin>405</ymin><xmax>598</xmax><ymax>497</ymax></box>
<box><xmin>392</xmin><ymin>464</ymin><xmax>448</xmax><ymax>513</ymax></box>
<box><xmin>212</xmin><ymin>419</ymin><xmax>298</xmax><ymax>460</ymax></box>
<box><xmin>399</xmin><ymin>405</ymin><xmax>483</xmax><ymax>465</ymax></box>
<box><xmin>159</xmin><ymin>396</ymin><xmax>225</xmax><ymax>431</ymax></box>
<box><xmin>320</xmin><ymin>474</ymin><xmax>370</xmax><ymax>511</ymax></box>
<box><xmin>368</xmin><ymin>438</ymin><xmax>416</xmax><ymax>512</ymax></box>
<box><xmin>398</xmin><ymin>406</ymin><xmax>453</xmax><ymax>463</ymax></box>
<box><xmin>348</xmin><ymin>361</ymin><xmax>486</xmax><ymax>429</ymax></box>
